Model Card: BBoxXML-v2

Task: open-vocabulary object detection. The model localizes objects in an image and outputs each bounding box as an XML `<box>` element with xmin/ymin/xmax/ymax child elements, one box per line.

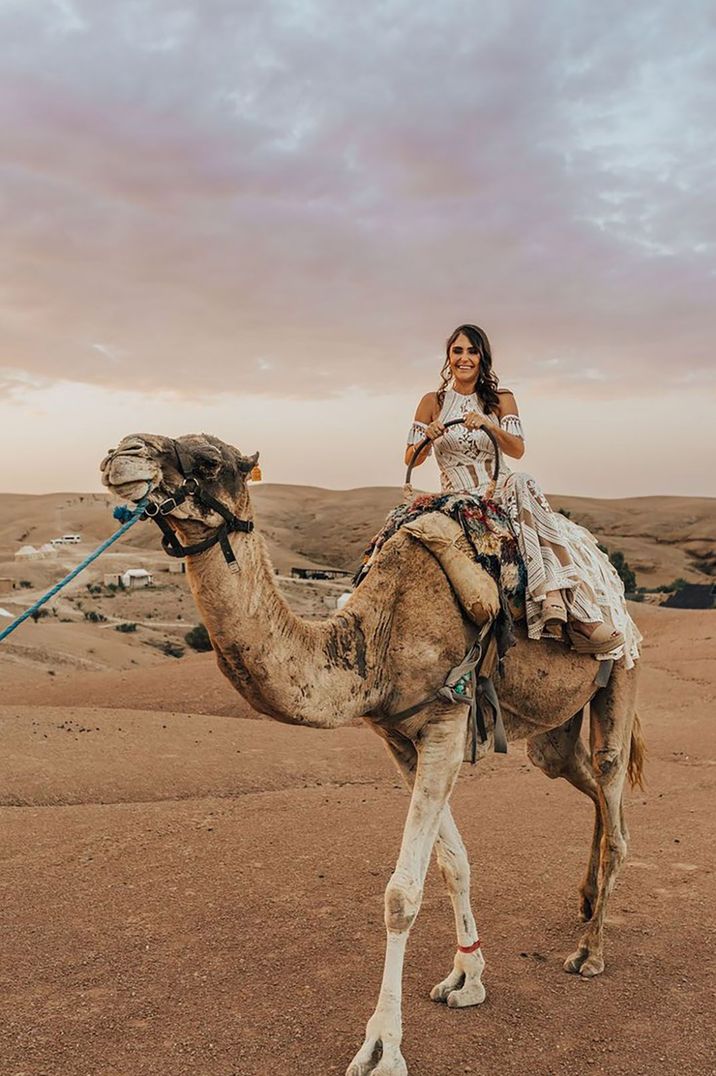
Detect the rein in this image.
<box><xmin>143</xmin><ymin>440</ymin><xmax>254</xmax><ymax>573</ymax></box>
<box><xmin>404</xmin><ymin>418</ymin><xmax>500</xmax><ymax>501</ymax></box>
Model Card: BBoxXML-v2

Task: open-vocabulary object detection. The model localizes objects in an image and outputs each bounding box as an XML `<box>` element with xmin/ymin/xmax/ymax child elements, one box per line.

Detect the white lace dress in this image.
<box><xmin>407</xmin><ymin>388</ymin><xmax>642</xmax><ymax>669</ymax></box>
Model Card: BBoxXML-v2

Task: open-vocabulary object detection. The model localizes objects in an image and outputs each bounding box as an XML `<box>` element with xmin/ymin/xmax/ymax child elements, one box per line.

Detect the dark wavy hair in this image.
<box><xmin>436</xmin><ymin>324</ymin><xmax>501</xmax><ymax>414</ymax></box>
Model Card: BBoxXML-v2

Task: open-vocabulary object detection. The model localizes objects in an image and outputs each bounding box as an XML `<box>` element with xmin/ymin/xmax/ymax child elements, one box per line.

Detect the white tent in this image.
<box><xmin>120</xmin><ymin>568</ymin><xmax>153</xmax><ymax>589</ymax></box>
<box><xmin>15</xmin><ymin>545</ymin><xmax>38</xmax><ymax>559</ymax></box>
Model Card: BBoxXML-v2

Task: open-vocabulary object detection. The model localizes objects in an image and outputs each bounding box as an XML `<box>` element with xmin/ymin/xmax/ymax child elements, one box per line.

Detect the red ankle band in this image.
<box><xmin>457</xmin><ymin>939</ymin><xmax>481</xmax><ymax>954</ymax></box>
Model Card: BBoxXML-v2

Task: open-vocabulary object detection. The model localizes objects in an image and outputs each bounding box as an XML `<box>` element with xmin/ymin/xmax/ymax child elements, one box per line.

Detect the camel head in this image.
<box><xmin>100</xmin><ymin>433</ymin><xmax>259</xmax><ymax>531</ymax></box>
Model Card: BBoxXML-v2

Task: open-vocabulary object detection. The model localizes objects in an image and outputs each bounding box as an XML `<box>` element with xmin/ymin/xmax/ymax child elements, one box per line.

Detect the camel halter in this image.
<box><xmin>142</xmin><ymin>440</ymin><xmax>254</xmax><ymax>573</ymax></box>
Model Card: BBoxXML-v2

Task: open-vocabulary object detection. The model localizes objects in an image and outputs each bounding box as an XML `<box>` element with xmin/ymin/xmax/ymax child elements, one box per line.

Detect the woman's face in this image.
<box><xmin>448</xmin><ymin>332</ymin><xmax>481</xmax><ymax>390</ymax></box>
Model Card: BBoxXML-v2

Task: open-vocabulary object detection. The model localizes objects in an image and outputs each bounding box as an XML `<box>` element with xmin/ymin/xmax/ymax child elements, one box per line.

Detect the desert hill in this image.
<box><xmin>2</xmin><ymin>486</ymin><xmax>714</xmax><ymax>585</ymax></box>
<box><xmin>1</xmin><ymin>485</ymin><xmax>713</xmax><ymax>687</ymax></box>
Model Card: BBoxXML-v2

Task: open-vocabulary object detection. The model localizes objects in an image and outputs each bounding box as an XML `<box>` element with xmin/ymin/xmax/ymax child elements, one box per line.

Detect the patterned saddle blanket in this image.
<box><xmin>353</xmin><ymin>492</ymin><xmax>528</xmax><ymax>661</ymax></box>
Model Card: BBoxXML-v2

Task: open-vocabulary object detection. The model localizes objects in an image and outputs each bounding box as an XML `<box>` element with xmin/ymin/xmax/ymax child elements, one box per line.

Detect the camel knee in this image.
<box><xmin>527</xmin><ymin>739</ymin><xmax>562</xmax><ymax>779</ymax></box>
<box><xmin>592</xmin><ymin>746</ymin><xmax>623</xmax><ymax>781</ymax></box>
<box><xmin>384</xmin><ymin>874</ymin><xmax>421</xmax><ymax>933</ymax></box>
<box><xmin>602</xmin><ymin>833</ymin><xmax>628</xmax><ymax>867</ymax></box>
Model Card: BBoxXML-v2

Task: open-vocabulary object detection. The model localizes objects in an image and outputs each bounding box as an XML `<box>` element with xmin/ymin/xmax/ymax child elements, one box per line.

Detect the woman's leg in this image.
<box><xmin>496</xmin><ymin>473</ymin><xmax>624</xmax><ymax>651</ymax></box>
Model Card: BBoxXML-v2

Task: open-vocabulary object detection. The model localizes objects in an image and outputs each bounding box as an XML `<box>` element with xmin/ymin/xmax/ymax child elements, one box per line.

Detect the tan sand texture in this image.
<box><xmin>0</xmin><ymin>488</ymin><xmax>714</xmax><ymax>1075</ymax></box>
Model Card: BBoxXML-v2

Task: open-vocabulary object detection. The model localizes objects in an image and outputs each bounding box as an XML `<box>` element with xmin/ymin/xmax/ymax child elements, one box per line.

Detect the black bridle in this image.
<box><xmin>142</xmin><ymin>440</ymin><xmax>254</xmax><ymax>573</ymax></box>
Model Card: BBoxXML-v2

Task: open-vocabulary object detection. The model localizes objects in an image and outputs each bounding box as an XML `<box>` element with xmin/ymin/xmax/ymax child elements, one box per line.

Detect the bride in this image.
<box><xmin>405</xmin><ymin>323</ymin><xmax>642</xmax><ymax>668</ymax></box>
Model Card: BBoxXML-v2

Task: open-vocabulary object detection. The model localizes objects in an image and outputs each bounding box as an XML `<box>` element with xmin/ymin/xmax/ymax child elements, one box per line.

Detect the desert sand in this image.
<box><xmin>0</xmin><ymin>488</ymin><xmax>714</xmax><ymax>1075</ymax></box>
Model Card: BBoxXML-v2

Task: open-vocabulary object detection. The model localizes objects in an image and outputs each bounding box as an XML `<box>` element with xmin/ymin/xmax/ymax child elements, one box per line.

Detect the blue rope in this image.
<box><xmin>0</xmin><ymin>499</ymin><xmax>149</xmax><ymax>644</ymax></box>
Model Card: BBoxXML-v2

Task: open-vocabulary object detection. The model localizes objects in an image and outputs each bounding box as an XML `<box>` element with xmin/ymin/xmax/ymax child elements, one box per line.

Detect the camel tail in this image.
<box><xmin>628</xmin><ymin>712</ymin><xmax>647</xmax><ymax>791</ymax></box>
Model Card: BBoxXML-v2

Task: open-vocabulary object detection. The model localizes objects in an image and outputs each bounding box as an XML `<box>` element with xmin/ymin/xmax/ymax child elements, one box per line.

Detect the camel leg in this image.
<box><xmin>347</xmin><ymin>709</ymin><xmax>466</xmax><ymax>1076</ymax></box>
<box><xmin>526</xmin><ymin>711</ymin><xmax>603</xmax><ymax>921</ymax></box>
<box><xmin>381</xmin><ymin>733</ymin><xmax>486</xmax><ymax>1009</ymax></box>
<box><xmin>429</xmin><ymin>807</ymin><xmax>487</xmax><ymax>1008</ymax></box>
<box><xmin>563</xmin><ymin>667</ymin><xmax>637</xmax><ymax>978</ymax></box>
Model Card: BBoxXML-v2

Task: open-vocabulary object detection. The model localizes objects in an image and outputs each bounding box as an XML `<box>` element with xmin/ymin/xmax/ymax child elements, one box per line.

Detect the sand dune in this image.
<box><xmin>2</xmin><ymin>486</ymin><xmax>715</xmax><ymax>583</ymax></box>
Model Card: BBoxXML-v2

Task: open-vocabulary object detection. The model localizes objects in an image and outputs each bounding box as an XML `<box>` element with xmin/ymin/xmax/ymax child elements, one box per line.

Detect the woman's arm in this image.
<box><xmin>494</xmin><ymin>390</ymin><xmax>525</xmax><ymax>459</ymax></box>
<box><xmin>463</xmin><ymin>389</ymin><xmax>526</xmax><ymax>460</ymax></box>
<box><xmin>403</xmin><ymin>392</ymin><xmax>440</xmax><ymax>467</ymax></box>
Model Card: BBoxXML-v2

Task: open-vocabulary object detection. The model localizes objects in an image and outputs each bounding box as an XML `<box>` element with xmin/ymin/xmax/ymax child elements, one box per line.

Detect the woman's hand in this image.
<box><xmin>425</xmin><ymin>419</ymin><xmax>446</xmax><ymax>441</ymax></box>
<box><xmin>463</xmin><ymin>411</ymin><xmax>486</xmax><ymax>431</ymax></box>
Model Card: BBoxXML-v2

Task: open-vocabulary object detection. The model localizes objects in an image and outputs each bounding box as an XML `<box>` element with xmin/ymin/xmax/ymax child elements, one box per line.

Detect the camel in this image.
<box><xmin>100</xmin><ymin>432</ymin><xmax>644</xmax><ymax>1076</ymax></box>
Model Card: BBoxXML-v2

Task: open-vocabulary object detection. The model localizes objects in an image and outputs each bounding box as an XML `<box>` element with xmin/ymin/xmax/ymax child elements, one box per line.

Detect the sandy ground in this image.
<box><xmin>1</xmin><ymin>603</ymin><xmax>715</xmax><ymax>1075</ymax></box>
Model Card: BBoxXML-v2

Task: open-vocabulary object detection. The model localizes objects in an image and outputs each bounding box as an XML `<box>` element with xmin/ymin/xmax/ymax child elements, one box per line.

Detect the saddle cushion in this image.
<box><xmin>354</xmin><ymin>492</ymin><xmax>527</xmax><ymax>660</ymax></box>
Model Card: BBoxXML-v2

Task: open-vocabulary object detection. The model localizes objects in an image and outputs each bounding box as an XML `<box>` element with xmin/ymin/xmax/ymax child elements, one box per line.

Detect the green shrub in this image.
<box><xmin>597</xmin><ymin>544</ymin><xmax>637</xmax><ymax>594</ymax></box>
<box><xmin>115</xmin><ymin>622</ymin><xmax>138</xmax><ymax>633</ymax></box>
<box><xmin>608</xmin><ymin>551</ymin><xmax>636</xmax><ymax>594</ymax></box>
<box><xmin>19</xmin><ymin>580</ymin><xmax>32</xmax><ymax>589</ymax></box>
<box><xmin>184</xmin><ymin>623</ymin><xmax>213</xmax><ymax>652</ymax></box>
<box><xmin>160</xmin><ymin>640</ymin><xmax>185</xmax><ymax>659</ymax></box>
<box><xmin>84</xmin><ymin>610</ymin><xmax>107</xmax><ymax>623</ymax></box>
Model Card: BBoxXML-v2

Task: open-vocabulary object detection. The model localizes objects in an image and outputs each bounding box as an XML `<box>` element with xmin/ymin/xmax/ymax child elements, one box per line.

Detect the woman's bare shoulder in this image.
<box><xmin>414</xmin><ymin>391</ymin><xmax>439</xmax><ymax>422</ymax></box>
<box><xmin>496</xmin><ymin>388</ymin><xmax>519</xmax><ymax>416</ymax></box>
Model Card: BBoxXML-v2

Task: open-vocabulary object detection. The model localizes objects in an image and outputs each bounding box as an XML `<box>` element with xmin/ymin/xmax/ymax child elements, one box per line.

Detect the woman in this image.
<box><xmin>405</xmin><ymin>324</ymin><xmax>641</xmax><ymax>667</ymax></box>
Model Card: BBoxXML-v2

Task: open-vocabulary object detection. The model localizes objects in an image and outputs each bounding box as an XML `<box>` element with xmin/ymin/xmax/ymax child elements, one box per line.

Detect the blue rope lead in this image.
<box><xmin>0</xmin><ymin>499</ymin><xmax>149</xmax><ymax>644</ymax></box>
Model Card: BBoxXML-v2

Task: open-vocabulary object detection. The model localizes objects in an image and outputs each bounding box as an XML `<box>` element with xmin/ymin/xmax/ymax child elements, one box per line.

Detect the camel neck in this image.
<box><xmin>184</xmin><ymin>530</ymin><xmax>376</xmax><ymax>729</ymax></box>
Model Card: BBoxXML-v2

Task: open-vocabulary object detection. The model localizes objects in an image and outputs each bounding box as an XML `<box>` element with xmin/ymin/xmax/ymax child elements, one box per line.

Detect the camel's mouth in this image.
<box><xmin>100</xmin><ymin>438</ymin><xmax>162</xmax><ymax>503</ymax></box>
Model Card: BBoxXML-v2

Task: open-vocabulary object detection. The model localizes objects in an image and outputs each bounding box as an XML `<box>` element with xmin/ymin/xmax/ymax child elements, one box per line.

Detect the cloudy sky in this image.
<box><xmin>1</xmin><ymin>0</ymin><xmax>714</xmax><ymax>497</ymax></box>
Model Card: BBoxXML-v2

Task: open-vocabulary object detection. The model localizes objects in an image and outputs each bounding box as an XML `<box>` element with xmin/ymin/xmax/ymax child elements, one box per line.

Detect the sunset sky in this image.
<box><xmin>1</xmin><ymin>0</ymin><xmax>714</xmax><ymax>498</ymax></box>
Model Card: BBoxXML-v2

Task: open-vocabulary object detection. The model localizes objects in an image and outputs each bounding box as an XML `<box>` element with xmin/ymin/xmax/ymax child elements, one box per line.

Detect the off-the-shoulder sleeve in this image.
<box><xmin>499</xmin><ymin>414</ymin><xmax>525</xmax><ymax>440</ymax></box>
<box><xmin>406</xmin><ymin>420</ymin><xmax>432</xmax><ymax>454</ymax></box>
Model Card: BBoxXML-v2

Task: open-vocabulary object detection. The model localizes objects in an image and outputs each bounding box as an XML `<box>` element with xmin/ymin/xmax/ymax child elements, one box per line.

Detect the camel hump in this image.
<box><xmin>401</xmin><ymin>513</ymin><xmax>499</xmax><ymax>625</ymax></box>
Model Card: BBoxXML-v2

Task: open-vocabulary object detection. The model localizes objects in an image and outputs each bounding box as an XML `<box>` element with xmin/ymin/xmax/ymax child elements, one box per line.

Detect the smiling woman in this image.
<box><xmin>405</xmin><ymin>324</ymin><xmax>642</xmax><ymax>668</ymax></box>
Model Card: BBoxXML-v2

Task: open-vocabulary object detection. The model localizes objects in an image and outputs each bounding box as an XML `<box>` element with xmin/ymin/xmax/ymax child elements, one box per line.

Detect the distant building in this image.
<box><xmin>662</xmin><ymin>584</ymin><xmax>715</xmax><ymax>610</ymax></box>
<box><xmin>0</xmin><ymin>578</ymin><xmax>13</xmax><ymax>594</ymax></box>
<box><xmin>103</xmin><ymin>573</ymin><xmax>123</xmax><ymax>587</ymax></box>
<box><xmin>290</xmin><ymin>567</ymin><xmax>352</xmax><ymax>581</ymax></box>
<box><xmin>120</xmin><ymin>568</ymin><xmax>153</xmax><ymax>589</ymax></box>
<box><xmin>15</xmin><ymin>545</ymin><xmax>36</xmax><ymax>559</ymax></box>
<box><xmin>50</xmin><ymin>535</ymin><xmax>81</xmax><ymax>545</ymax></box>
<box><xmin>15</xmin><ymin>544</ymin><xmax>56</xmax><ymax>560</ymax></box>
<box><xmin>167</xmin><ymin>562</ymin><xmax>187</xmax><ymax>574</ymax></box>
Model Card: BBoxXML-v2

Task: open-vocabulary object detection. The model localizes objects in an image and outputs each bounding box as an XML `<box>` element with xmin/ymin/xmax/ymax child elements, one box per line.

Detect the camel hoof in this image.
<box><xmin>563</xmin><ymin>947</ymin><xmax>589</xmax><ymax>974</ymax></box>
<box><xmin>374</xmin><ymin>1055</ymin><xmax>408</xmax><ymax>1076</ymax></box>
<box><xmin>446</xmin><ymin>981</ymin><xmax>486</xmax><ymax>1008</ymax></box>
<box><xmin>431</xmin><ymin>955</ymin><xmax>486</xmax><ymax>1008</ymax></box>
<box><xmin>578</xmin><ymin>955</ymin><xmax>605</xmax><ymax>977</ymax></box>
<box><xmin>430</xmin><ymin>970</ymin><xmax>464</xmax><ymax>1003</ymax></box>
<box><xmin>346</xmin><ymin>1038</ymin><xmax>380</xmax><ymax>1076</ymax></box>
<box><xmin>346</xmin><ymin>1040</ymin><xmax>408</xmax><ymax>1076</ymax></box>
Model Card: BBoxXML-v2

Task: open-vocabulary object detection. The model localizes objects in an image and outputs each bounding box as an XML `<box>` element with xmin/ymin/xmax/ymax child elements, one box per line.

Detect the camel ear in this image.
<box><xmin>237</xmin><ymin>450</ymin><xmax>260</xmax><ymax>474</ymax></box>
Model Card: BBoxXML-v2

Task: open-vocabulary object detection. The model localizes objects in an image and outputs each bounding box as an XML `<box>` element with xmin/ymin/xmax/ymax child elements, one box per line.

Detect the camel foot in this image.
<box><xmin>430</xmin><ymin>950</ymin><xmax>486</xmax><ymax>1008</ymax></box>
<box><xmin>346</xmin><ymin>1037</ymin><xmax>408</xmax><ymax>1076</ymax></box>
<box><xmin>563</xmin><ymin>946</ymin><xmax>605</xmax><ymax>977</ymax></box>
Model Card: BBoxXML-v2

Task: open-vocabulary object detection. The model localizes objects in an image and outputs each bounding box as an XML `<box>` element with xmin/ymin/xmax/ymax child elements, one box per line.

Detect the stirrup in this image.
<box><xmin>567</xmin><ymin>621</ymin><xmax>624</xmax><ymax>655</ymax></box>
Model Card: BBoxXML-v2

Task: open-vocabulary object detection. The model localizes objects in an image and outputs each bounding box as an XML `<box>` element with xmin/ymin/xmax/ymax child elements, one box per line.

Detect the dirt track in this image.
<box><xmin>1</xmin><ymin>604</ymin><xmax>715</xmax><ymax>1075</ymax></box>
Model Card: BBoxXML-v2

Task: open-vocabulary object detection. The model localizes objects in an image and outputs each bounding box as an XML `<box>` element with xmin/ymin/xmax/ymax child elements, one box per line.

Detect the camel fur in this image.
<box><xmin>101</xmin><ymin>432</ymin><xmax>644</xmax><ymax>1076</ymax></box>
